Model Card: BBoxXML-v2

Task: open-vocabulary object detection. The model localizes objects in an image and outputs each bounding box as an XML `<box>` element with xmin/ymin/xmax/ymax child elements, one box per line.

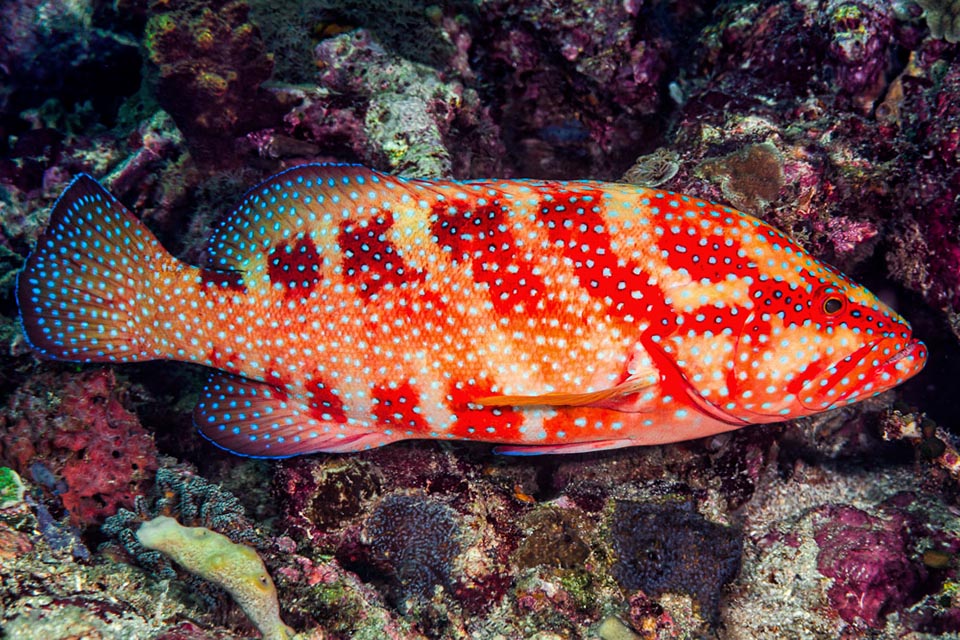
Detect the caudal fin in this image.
<box><xmin>16</xmin><ymin>174</ymin><xmax>172</xmax><ymax>363</ymax></box>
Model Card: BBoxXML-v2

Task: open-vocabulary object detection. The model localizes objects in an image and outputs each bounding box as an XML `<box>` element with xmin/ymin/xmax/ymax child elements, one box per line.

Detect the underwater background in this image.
<box><xmin>1</xmin><ymin>0</ymin><xmax>960</xmax><ymax>637</ymax></box>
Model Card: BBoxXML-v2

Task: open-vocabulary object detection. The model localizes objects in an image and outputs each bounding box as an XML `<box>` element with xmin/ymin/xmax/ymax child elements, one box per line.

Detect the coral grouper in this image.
<box><xmin>17</xmin><ymin>164</ymin><xmax>927</xmax><ymax>457</ymax></box>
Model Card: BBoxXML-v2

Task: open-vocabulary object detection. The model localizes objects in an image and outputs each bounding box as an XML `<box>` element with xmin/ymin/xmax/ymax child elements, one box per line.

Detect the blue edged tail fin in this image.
<box><xmin>16</xmin><ymin>174</ymin><xmax>173</xmax><ymax>362</ymax></box>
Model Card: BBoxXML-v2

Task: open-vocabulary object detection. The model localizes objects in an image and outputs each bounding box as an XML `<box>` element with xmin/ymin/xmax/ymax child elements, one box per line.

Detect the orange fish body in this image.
<box><xmin>17</xmin><ymin>164</ymin><xmax>927</xmax><ymax>456</ymax></box>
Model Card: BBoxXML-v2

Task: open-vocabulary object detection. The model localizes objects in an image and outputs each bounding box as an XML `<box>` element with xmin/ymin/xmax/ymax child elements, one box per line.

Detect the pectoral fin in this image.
<box><xmin>474</xmin><ymin>372</ymin><xmax>658</xmax><ymax>408</ymax></box>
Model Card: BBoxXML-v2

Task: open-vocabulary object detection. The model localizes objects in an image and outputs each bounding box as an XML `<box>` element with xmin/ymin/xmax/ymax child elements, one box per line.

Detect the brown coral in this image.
<box><xmin>144</xmin><ymin>0</ymin><xmax>282</xmax><ymax>164</ymax></box>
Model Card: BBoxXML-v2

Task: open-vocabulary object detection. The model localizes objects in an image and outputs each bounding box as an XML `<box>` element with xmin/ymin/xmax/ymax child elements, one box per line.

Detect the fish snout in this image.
<box><xmin>798</xmin><ymin>337</ymin><xmax>927</xmax><ymax>413</ymax></box>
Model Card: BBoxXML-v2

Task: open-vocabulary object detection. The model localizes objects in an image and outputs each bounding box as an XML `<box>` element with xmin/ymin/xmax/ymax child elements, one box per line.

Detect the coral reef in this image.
<box><xmin>813</xmin><ymin>503</ymin><xmax>922</xmax><ymax>628</ymax></box>
<box><xmin>0</xmin><ymin>369</ymin><xmax>158</xmax><ymax>528</ymax></box>
<box><xmin>102</xmin><ymin>465</ymin><xmax>263</xmax><ymax>578</ymax></box>
<box><xmin>1</xmin><ymin>0</ymin><xmax>960</xmax><ymax>637</ymax></box>
<box><xmin>0</xmin><ymin>0</ymin><xmax>142</xmax><ymax>142</ymax></box>
<box><xmin>917</xmin><ymin>0</ymin><xmax>960</xmax><ymax>42</ymax></box>
<box><xmin>362</xmin><ymin>492</ymin><xmax>463</xmax><ymax>603</ymax></box>
<box><xmin>310</xmin><ymin>28</ymin><xmax>491</xmax><ymax>177</ymax></box>
<box><xmin>469</xmin><ymin>0</ymin><xmax>681</xmax><ymax>177</ymax></box>
<box><xmin>512</xmin><ymin>507</ymin><xmax>592</xmax><ymax>570</ymax></box>
<box><xmin>143</xmin><ymin>0</ymin><xmax>282</xmax><ymax>164</ymax></box>
<box><xmin>275</xmin><ymin>457</ymin><xmax>383</xmax><ymax>537</ymax></box>
<box><xmin>0</xmin><ymin>466</ymin><xmax>25</xmax><ymax>508</ymax></box>
<box><xmin>881</xmin><ymin>404</ymin><xmax>960</xmax><ymax>483</ymax></box>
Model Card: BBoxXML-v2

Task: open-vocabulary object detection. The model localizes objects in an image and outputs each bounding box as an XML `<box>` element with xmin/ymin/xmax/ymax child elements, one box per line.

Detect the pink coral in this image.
<box><xmin>813</xmin><ymin>504</ymin><xmax>922</xmax><ymax>628</ymax></box>
<box><xmin>0</xmin><ymin>369</ymin><xmax>159</xmax><ymax>527</ymax></box>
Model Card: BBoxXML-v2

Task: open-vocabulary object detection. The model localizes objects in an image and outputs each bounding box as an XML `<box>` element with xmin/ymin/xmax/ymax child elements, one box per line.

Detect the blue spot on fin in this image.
<box><xmin>202</xmin><ymin>163</ymin><xmax>408</xmax><ymax>273</ymax></box>
<box><xmin>16</xmin><ymin>174</ymin><xmax>164</xmax><ymax>363</ymax></box>
<box><xmin>194</xmin><ymin>372</ymin><xmax>393</xmax><ymax>458</ymax></box>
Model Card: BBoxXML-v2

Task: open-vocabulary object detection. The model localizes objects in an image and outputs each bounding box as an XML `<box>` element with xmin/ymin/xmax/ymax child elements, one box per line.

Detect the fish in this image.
<box><xmin>16</xmin><ymin>163</ymin><xmax>928</xmax><ymax>457</ymax></box>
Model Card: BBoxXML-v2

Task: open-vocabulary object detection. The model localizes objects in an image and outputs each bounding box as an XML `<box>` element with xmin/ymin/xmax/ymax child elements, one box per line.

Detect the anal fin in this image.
<box><xmin>194</xmin><ymin>372</ymin><xmax>393</xmax><ymax>458</ymax></box>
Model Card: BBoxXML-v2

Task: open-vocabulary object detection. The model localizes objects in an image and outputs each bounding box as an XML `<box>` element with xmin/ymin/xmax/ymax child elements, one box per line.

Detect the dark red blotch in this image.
<box><xmin>268</xmin><ymin>236</ymin><xmax>320</xmax><ymax>297</ymax></box>
<box><xmin>431</xmin><ymin>199</ymin><xmax>546</xmax><ymax>314</ymax></box>
<box><xmin>305</xmin><ymin>378</ymin><xmax>347</xmax><ymax>423</ymax></box>
<box><xmin>539</xmin><ymin>187</ymin><xmax>671</xmax><ymax>322</ymax></box>
<box><xmin>654</xmin><ymin>211</ymin><xmax>753</xmax><ymax>284</ymax></box>
<box><xmin>446</xmin><ymin>378</ymin><xmax>521</xmax><ymax>440</ymax></box>
<box><xmin>372</xmin><ymin>381</ymin><xmax>428</xmax><ymax>432</ymax></box>
<box><xmin>339</xmin><ymin>213</ymin><xmax>421</xmax><ymax>298</ymax></box>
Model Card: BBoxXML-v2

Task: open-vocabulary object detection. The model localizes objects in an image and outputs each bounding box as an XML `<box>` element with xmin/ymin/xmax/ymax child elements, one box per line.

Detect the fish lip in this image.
<box><xmin>799</xmin><ymin>337</ymin><xmax>927</xmax><ymax>410</ymax></box>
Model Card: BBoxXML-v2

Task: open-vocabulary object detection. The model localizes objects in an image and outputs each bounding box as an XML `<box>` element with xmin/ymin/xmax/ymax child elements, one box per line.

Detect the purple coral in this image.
<box><xmin>813</xmin><ymin>504</ymin><xmax>924</xmax><ymax>628</ymax></box>
<box><xmin>470</xmin><ymin>0</ymin><xmax>677</xmax><ymax>177</ymax></box>
<box><xmin>824</xmin><ymin>0</ymin><xmax>895</xmax><ymax>106</ymax></box>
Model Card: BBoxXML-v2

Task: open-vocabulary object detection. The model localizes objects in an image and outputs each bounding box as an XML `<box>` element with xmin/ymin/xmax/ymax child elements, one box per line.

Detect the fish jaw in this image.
<box><xmin>796</xmin><ymin>336</ymin><xmax>927</xmax><ymax>413</ymax></box>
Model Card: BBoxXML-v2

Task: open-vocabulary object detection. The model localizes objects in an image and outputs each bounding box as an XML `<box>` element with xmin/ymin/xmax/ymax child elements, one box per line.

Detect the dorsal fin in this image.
<box><xmin>202</xmin><ymin>163</ymin><xmax>409</xmax><ymax>273</ymax></box>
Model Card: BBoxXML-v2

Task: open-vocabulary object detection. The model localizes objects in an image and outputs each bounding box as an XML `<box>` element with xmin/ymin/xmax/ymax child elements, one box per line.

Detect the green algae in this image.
<box><xmin>0</xmin><ymin>467</ymin><xmax>25</xmax><ymax>510</ymax></box>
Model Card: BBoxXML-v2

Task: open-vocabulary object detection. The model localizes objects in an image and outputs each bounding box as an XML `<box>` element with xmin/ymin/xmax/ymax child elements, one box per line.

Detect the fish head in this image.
<box><xmin>723</xmin><ymin>265</ymin><xmax>926</xmax><ymax>423</ymax></box>
<box><xmin>657</xmin><ymin>219</ymin><xmax>926</xmax><ymax>425</ymax></box>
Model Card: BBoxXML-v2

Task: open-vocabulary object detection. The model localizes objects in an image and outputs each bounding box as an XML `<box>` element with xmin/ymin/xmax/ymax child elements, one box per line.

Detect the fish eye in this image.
<box><xmin>822</xmin><ymin>297</ymin><xmax>844</xmax><ymax>315</ymax></box>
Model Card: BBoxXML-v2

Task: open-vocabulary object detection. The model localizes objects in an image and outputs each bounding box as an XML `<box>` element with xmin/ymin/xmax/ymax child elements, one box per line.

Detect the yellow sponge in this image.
<box><xmin>137</xmin><ymin>515</ymin><xmax>294</xmax><ymax>640</ymax></box>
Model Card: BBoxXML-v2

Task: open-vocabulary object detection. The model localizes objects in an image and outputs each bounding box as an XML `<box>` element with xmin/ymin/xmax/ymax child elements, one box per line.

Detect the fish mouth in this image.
<box><xmin>798</xmin><ymin>337</ymin><xmax>927</xmax><ymax>412</ymax></box>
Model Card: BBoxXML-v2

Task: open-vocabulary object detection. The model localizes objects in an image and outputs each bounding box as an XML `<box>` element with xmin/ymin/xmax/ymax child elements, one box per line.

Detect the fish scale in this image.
<box><xmin>16</xmin><ymin>163</ymin><xmax>927</xmax><ymax>457</ymax></box>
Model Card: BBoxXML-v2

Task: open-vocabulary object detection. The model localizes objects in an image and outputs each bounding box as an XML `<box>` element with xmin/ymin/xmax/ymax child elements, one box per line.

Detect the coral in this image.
<box><xmin>512</xmin><ymin>507</ymin><xmax>592</xmax><ymax>570</ymax></box>
<box><xmin>2</xmin><ymin>0</ymin><xmax>960</xmax><ymax>637</ymax></box>
<box><xmin>273</xmin><ymin>549</ymin><xmax>427</xmax><ymax>639</ymax></box>
<box><xmin>275</xmin><ymin>457</ymin><xmax>383</xmax><ymax>537</ymax></box>
<box><xmin>623</xmin><ymin>591</ymin><xmax>677</xmax><ymax>638</ymax></box>
<box><xmin>137</xmin><ymin>515</ymin><xmax>294</xmax><ymax>640</ymax></box>
<box><xmin>472</xmin><ymin>0</ymin><xmax>679</xmax><ymax>177</ymax></box>
<box><xmin>610</xmin><ymin>497</ymin><xmax>742</xmax><ymax>622</ymax></box>
<box><xmin>362</xmin><ymin>492</ymin><xmax>463</xmax><ymax>603</ymax></box>
<box><xmin>880</xmin><ymin>405</ymin><xmax>960</xmax><ymax>483</ymax></box>
<box><xmin>695</xmin><ymin>142</ymin><xmax>785</xmax><ymax>213</ymax></box>
<box><xmin>824</xmin><ymin>0</ymin><xmax>894</xmax><ymax>106</ymax></box>
<box><xmin>0</xmin><ymin>0</ymin><xmax>142</xmax><ymax>138</ymax></box>
<box><xmin>249</xmin><ymin>0</ymin><xmax>459</xmax><ymax>83</ymax></box>
<box><xmin>143</xmin><ymin>0</ymin><xmax>282</xmax><ymax>165</ymax></box>
<box><xmin>621</xmin><ymin>148</ymin><xmax>680</xmax><ymax>187</ymax></box>
<box><xmin>813</xmin><ymin>504</ymin><xmax>924</xmax><ymax>628</ymax></box>
<box><xmin>311</xmin><ymin>28</ymin><xmax>488</xmax><ymax>177</ymax></box>
<box><xmin>0</xmin><ymin>369</ymin><xmax>159</xmax><ymax>528</ymax></box>
<box><xmin>102</xmin><ymin>466</ymin><xmax>262</xmax><ymax>578</ymax></box>
<box><xmin>916</xmin><ymin>0</ymin><xmax>960</xmax><ymax>43</ymax></box>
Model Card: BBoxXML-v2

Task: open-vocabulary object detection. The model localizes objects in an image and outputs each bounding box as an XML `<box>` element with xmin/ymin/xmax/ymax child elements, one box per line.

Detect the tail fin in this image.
<box><xmin>16</xmin><ymin>174</ymin><xmax>173</xmax><ymax>363</ymax></box>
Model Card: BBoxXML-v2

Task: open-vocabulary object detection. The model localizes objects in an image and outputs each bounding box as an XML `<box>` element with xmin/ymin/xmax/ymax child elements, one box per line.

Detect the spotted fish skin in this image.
<box><xmin>16</xmin><ymin>164</ymin><xmax>927</xmax><ymax>457</ymax></box>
